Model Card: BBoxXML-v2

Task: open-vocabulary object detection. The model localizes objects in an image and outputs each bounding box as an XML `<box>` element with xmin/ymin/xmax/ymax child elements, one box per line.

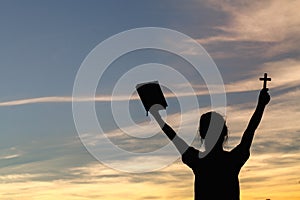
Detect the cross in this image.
<box><xmin>259</xmin><ymin>73</ymin><xmax>271</xmax><ymax>89</ymax></box>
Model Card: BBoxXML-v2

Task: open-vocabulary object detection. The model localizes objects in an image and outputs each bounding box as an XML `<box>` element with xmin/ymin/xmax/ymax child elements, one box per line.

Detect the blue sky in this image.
<box><xmin>0</xmin><ymin>0</ymin><xmax>299</xmax><ymax>199</ymax></box>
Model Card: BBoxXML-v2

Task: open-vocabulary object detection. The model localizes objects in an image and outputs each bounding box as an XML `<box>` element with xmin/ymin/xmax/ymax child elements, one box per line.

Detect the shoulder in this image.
<box><xmin>181</xmin><ymin>147</ymin><xmax>200</xmax><ymax>168</ymax></box>
<box><xmin>182</xmin><ymin>146</ymin><xmax>199</xmax><ymax>156</ymax></box>
<box><xmin>230</xmin><ymin>144</ymin><xmax>250</xmax><ymax>165</ymax></box>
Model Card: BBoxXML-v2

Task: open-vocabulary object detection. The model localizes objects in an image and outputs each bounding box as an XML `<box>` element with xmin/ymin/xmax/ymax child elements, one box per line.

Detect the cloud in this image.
<box><xmin>0</xmin><ymin>154</ymin><xmax>20</xmax><ymax>159</ymax></box>
<box><xmin>1</xmin><ymin>58</ymin><xmax>299</xmax><ymax>117</ymax></box>
<box><xmin>0</xmin><ymin>147</ymin><xmax>22</xmax><ymax>160</ymax></box>
<box><xmin>199</xmin><ymin>0</ymin><xmax>300</xmax><ymax>57</ymax></box>
<box><xmin>0</xmin><ymin>160</ymin><xmax>193</xmax><ymax>200</ymax></box>
<box><xmin>0</xmin><ymin>173</ymin><xmax>38</xmax><ymax>183</ymax></box>
<box><xmin>0</xmin><ymin>96</ymin><xmax>128</xmax><ymax>106</ymax></box>
<box><xmin>0</xmin><ymin>86</ymin><xmax>299</xmax><ymax>199</ymax></box>
<box><xmin>0</xmin><ymin>89</ymin><xmax>213</xmax><ymax>107</ymax></box>
<box><xmin>224</xmin><ymin>58</ymin><xmax>300</xmax><ymax>93</ymax></box>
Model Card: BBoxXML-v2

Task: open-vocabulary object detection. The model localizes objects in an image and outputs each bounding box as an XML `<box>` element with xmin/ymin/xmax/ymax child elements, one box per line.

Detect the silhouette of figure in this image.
<box><xmin>150</xmin><ymin>88</ymin><xmax>270</xmax><ymax>200</ymax></box>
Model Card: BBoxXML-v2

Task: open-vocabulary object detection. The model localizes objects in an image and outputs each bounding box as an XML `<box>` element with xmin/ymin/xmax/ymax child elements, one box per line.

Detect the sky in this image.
<box><xmin>0</xmin><ymin>0</ymin><xmax>300</xmax><ymax>199</ymax></box>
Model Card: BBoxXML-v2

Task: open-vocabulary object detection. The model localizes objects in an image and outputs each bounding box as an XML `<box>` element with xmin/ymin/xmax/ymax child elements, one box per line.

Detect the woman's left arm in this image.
<box><xmin>239</xmin><ymin>88</ymin><xmax>271</xmax><ymax>151</ymax></box>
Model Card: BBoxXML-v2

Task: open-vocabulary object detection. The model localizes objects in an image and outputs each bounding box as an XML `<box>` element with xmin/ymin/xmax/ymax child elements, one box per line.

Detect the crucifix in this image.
<box><xmin>259</xmin><ymin>73</ymin><xmax>271</xmax><ymax>89</ymax></box>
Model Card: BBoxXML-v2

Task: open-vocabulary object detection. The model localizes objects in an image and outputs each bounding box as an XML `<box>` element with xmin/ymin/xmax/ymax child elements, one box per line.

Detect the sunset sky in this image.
<box><xmin>0</xmin><ymin>0</ymin><xmax>299</xmax><ymax>200</ymax></box>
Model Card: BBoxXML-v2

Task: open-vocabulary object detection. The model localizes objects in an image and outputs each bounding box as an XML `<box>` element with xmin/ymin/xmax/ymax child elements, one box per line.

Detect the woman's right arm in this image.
<box><xmin>150</xmin><ymin>108</ymin><xmax>189</xmax><ymax>155</ymax></box>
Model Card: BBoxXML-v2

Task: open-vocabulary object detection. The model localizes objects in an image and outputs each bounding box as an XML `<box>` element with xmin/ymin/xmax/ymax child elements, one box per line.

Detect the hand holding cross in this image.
<box><xmin>259</xmin><ymin>73</ymin><xmax>271</xmax><ymax>89</ymax></box>
<box><xmin>258</xmin><ymin>73</ymin><xmax>271</xmax><ymax>106</ymax></box>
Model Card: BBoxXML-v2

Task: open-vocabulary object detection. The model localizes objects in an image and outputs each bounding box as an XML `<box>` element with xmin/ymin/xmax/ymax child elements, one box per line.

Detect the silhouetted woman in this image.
<box><xmin>150</xmin><ymin>89</ymin><xmax>270</xmax><ymax>200</ymax></box>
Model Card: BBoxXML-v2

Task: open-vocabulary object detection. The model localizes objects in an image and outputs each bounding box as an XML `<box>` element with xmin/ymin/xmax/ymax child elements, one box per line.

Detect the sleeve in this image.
<box><xmin>181</xmin><ymin>147</ymin><xmax>199</xmax><ymax>169</ymax></box>
<box><xmin>230</xmin><ymin>143</ymin><xmax>250</xmax><ymax>167</ymax></box>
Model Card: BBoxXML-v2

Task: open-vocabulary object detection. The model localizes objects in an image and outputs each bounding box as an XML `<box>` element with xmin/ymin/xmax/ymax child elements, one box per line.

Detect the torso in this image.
<box><xmin>182</xmin><ymin>146</ymin><xmax>249</xmax><ymax>200</ymax></box>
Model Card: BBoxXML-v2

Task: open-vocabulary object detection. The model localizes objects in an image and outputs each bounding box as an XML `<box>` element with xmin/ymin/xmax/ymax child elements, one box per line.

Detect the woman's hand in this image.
<box><xmin>258</xmin><ymin>88</ymin><xmax>271</xmax><ymax>106</ymax></box>
<box><xmin>149</xmin><ymin>104</ymin><xmax>164</xmax><ymax>119</ymax></box>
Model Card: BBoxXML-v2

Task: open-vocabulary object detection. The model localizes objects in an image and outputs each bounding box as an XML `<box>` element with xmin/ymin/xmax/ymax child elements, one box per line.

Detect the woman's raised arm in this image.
<box><xmin>150</xmin><ymin>106</ymin><xmax>189</xmax><ymax>155</ymax></box>
<box><xmin>239</xmin><ymin>89</ymin><xmax>270</xmax><ymax>151</ymax></box>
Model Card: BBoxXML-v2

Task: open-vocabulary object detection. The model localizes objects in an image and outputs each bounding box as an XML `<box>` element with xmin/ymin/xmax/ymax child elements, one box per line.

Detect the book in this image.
<box><xmin>136</xmin><ymin>81</ymin><xmax>168</xmax><ymax>116</ymax></box>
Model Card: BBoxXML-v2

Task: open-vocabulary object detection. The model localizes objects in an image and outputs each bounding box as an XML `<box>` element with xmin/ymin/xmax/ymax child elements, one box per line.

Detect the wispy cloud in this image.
<box><xmin>0</xmin><ymin>147</ymin><xmax>22</xmax><ymax>160</ymax></box>
<box><xmin>199</xmin><ymin>0</ymin><xmax>300</xmax><ymax>57</ymax></box>
<box><xmin>0</xmin><ymin>85</ymin><xmax>299</xmax><ymax>199</ymax></box>
<box><xmin>0</xmin><ymin>91</ymin><xmax>210</xmax><ymax>107</ymax></box>
<box><xmin>0</xmin><ymin>96</ymin><xmax>124</xmax><ymax>106</ymax></box>
<box><xmin>1</xmin><ymin>57</ymin><xmax>299</xmax><ymax>107</ymax></box>
<box><xmin>0</xmin><ymin>154</ymin><xmax>20</xmax><ymax>160</ymax></box>
<box><xmin>224</xmin><ymin>58</ymin><xmax>300</xmax><ymax>93</ymax></box>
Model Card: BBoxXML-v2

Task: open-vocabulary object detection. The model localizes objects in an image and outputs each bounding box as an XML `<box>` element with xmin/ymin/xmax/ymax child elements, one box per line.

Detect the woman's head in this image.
<box><xmin>199</xmin><ymin>111</ymin><xmax>228</xmax><ymax>149</ymax></box>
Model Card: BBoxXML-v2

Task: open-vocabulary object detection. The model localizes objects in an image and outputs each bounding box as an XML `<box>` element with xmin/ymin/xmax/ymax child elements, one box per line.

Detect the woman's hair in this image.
<box><xmin>199</xmin><ymin>111</ymin><xmax>228</xmax><ymax>147</ymax></box>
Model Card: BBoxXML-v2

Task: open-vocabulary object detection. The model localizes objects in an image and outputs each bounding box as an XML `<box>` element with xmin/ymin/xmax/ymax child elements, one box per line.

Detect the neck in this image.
<box><xmin>208</xmin><ymin>143</ymin><xmax>224</xmax><ymax>155</ymax></box>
